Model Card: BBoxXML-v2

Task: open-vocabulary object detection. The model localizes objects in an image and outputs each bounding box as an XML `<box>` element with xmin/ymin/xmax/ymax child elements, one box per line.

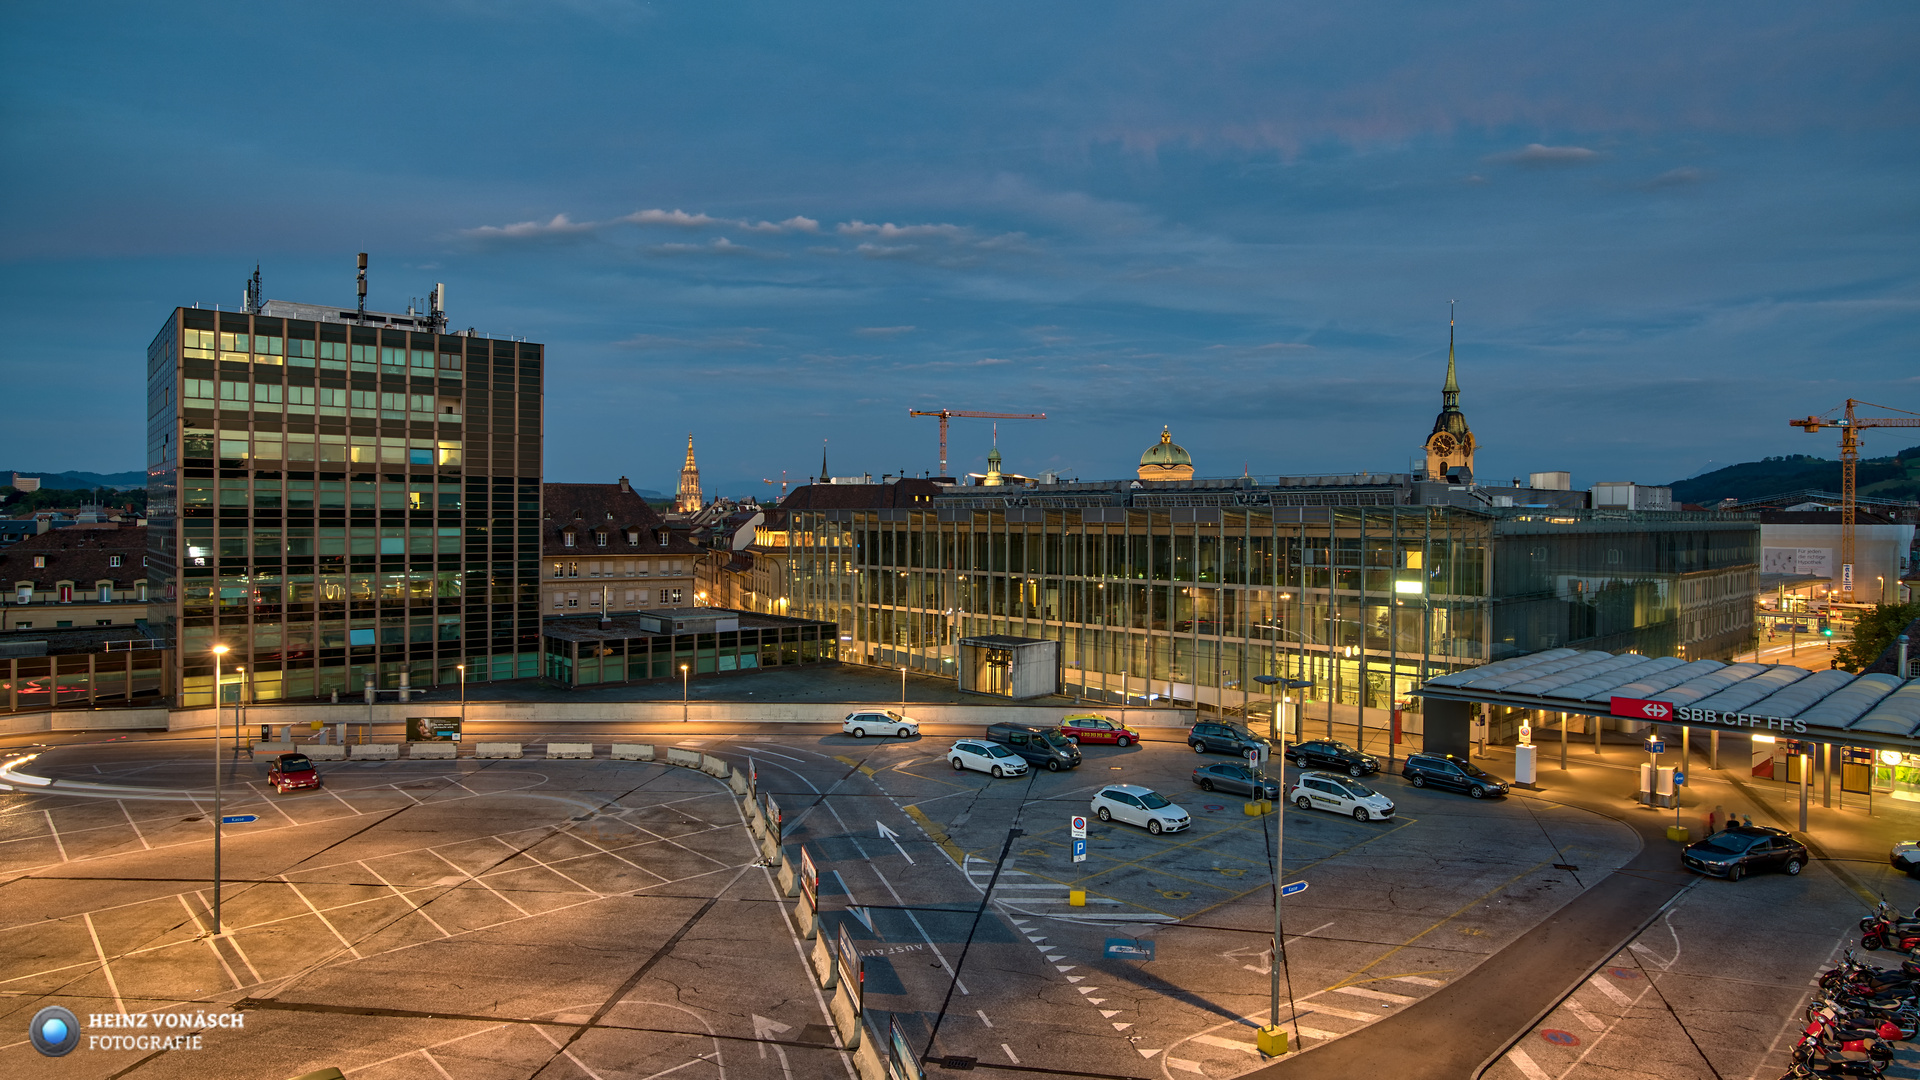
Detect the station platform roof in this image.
<box><xmin>1418</xmin><ymin>648</ymin><xmax>1920</xmax><ymax>756</ymax></box>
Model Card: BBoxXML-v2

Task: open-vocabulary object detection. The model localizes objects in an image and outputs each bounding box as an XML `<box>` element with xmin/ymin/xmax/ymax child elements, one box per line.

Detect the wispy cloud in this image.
<box><xmin>839</xmin><ymin>220</ymin><xmax>968</xmax><ymax>240</ymax></box>
<box><xmin>614</xmin><ymin>329</ymin><xmax>768</xmax><ymax>350</ymax></box>
<box><xmin>1489</xmin><ymin>143</ymin><xmax>1602</xmax><ymax>167</ymax></box>
<box><xmin>645</xmin><ymin>237</ymin><xmax>767</xmax><ymax>257</ymax></box>
<box><xmin>622</xmin><ymin>208</ymin><xmax>725</xmax><ymax>228</ymax></box>
<box><xmin>741</xmin><ymin>215</ymin><xmax>820</xmax><ymax>233</ymax></box>
<box><xmin>1645</xmin><ymin>166</ymin><xmax>1707</xmax><ymax>189</ymax></box>
<box><xmin>461</xmin><ymin>213</ymin><xmax>597</xmax><ymax>240</ymax></box>
<box><xmin>855</xmin><ymin>325</ymin><xmax>916</xmax><ymax>337</ymax></box>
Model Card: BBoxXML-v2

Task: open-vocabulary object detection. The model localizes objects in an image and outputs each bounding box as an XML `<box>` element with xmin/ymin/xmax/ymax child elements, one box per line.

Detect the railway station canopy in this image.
<box><xmin>1418</xmin><ymin>648</ymin><xmax>1920</xmax><ymax>757</ymax></box>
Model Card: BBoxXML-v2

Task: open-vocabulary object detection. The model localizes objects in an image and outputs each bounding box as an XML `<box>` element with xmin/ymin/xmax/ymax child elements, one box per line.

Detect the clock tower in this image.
<box><xmin>1423</xmin><ymin>306</ymin><xmax>1476</xmax><ymax>481</ymax></box>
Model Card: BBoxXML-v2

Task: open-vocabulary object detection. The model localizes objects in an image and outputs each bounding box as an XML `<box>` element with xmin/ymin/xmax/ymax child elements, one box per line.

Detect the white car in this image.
<box><xmin>843</xmin><ymin>710</ymin><xmax>919</xmax><ymax>739</ymax></box>
<box><xmin>949</xmin><ymin>740</ymin><xmax>1029</xmax><ymax>778</ymax></box>
<box><xmin>1287</xmin><ymin>771</ymin><xmax>1396</xmax><ymax>822</ymax></box>
<box><xmin>1091</xmin><ymin>784</ymin><xmax>1191</xmax><ymax>835</ymax></box>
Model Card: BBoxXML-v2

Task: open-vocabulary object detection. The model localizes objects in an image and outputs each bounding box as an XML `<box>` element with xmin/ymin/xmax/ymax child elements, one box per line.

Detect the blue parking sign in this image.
<box><xmin>1072</xmin><ymin>837</ymin><xmax>1088</xmax><ymax>863</ymax></box>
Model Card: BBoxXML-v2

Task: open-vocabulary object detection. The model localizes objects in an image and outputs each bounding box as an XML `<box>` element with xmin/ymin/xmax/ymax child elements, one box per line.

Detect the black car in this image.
<box><xmin>1189</xmin><ymin>721</ymin><xmax>1267</xmax><ymax>758</ymax></box>
<box><xmin>985</xmin><ymin>723</ymin><xmax>1082</xmax><ymax>771</ymax></box>
<box><xmin>1401</xmin><ymin>752</ymin><xmax>1508</xmax><ymax>799</ymax></box>
<box><xmin>1191</xmin><ymin>762</ymin><xmax>1280</xmax><ymax>800</ymax></box>
<box><xmin>1286</xmin><ymin>739</ymin><xmax>1379</xmax><ymax>778</ymax></box>
<box><xmin>1682</xmin><ymin>825</ymin><xmax>1807</xmax><ymax>881</ymax></box>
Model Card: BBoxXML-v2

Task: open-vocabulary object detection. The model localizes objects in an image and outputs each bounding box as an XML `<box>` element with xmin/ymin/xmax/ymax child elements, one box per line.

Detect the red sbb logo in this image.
<box><xmin>1610</xmin><ymin>696</ymin><xmax>1671</xmax><ymax>721</ymax></box>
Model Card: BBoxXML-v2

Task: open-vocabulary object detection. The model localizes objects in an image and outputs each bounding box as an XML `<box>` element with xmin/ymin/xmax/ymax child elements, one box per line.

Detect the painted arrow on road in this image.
<box><xmin>877</xmin><ymin>821</ymin><xmax>916</xmax><ymax>864</ymax></box>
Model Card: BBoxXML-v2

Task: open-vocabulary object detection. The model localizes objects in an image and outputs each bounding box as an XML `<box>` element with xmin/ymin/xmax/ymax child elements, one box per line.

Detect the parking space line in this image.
<box><xmin>1333</xmin><ymin>985</ymin><xmax>1415</xmax><ymax>1005</ymax></box>
<box><xmin>82</xmin><ymin>911</ymin><xmax>125</xmax><ymax>1014</ymax></box>
<box><xmin>428</xmin><ymin>850</ymin><xmax>531</xmax><ymax>916</ymax></box>
<box><xmin>282</xmin><ymin>877</ymin><xmax>364</xmax><ymax>959</ymax></box>
<box><xmin>418</xmin><ymin>1049</ymin><xmax>459</xmax><ymax>1080</ymax></box>
<box><xmin>492</xmin><ymin>835</ymin><xmax>607</xmax><ymax>896</ymax></box>
<box><xmin>41</xmin><ymin>810</ymin><xmax>66</xmax><ymax>862</ymax></box>
<box><xmin>117</xmin><ymin>799</ymin><xmax>151</xmax><ymax>849</ymax></box>
<box><xmin>1507</xmin><ymin>1047</ymin><xmax>1552</xmax><ymax>1080</ymax></box>
<box><xmin>360</xmin><ymin>860</ymin><xmax>453</xmax><ymax>938</ymax></box>
<box><xmin>532</xmin><ymin>1022</ymin><xmax>612</xmax><ymax>1080</ymax></box>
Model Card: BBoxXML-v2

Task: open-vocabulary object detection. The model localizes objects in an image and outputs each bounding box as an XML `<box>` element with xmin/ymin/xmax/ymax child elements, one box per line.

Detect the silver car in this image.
<box><xmin>843</xmin><ymin>710</ymin><xmax>919</xmax><ymax>738</ymax></box>
<box><xmin>949</xmin><ymin>740</ymin><xmax>1029</xmax><ymax>778</ymax></box>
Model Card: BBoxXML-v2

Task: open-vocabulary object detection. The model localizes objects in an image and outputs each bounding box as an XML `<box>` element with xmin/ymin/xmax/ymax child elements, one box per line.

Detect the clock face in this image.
<box><xmin>1430</xmin><ymin>433</ymin><xmax>1457</xmax><ymax>456</ymax></box>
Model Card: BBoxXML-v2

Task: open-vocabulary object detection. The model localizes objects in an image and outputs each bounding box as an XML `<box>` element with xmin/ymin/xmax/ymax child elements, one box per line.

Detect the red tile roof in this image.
<box><xmin>778</xmin><ymin>479</ymin><xmax>943</xmax><ymax>510</ymax></box>
<box><xmin>0</xmin><ymin>525</ymin><xmax>148</xmax><ymax>587</ymax></box>
<box><xmin>542</xmin><ymin>483</ymin><xmax>705</xmax><ymax>557</ymax></box>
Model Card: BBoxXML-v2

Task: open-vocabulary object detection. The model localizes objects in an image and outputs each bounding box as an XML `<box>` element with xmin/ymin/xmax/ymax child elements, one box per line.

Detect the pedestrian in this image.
<box><xmin>1742</xmin><ymin>814</ymin><xmax>1753</xmax><ymax>828</ymax></box>
<box><xmin>1707</xmin><ymin>806</ymin><xmax>1721</xmax><ymax>834</ymax></box>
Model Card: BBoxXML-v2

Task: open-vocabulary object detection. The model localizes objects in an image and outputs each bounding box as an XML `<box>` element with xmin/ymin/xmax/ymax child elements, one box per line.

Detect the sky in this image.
<box><xmin>2</xmin><ymin>2</ymin><xmax>1916</xmax><ymax>497</ymax></box>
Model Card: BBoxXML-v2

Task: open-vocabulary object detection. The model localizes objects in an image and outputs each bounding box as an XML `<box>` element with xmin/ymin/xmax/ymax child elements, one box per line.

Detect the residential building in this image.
<box><xmin>146</xmin><ymin>284</ymin><xmax>546</xmax><ymax>707</ymax></box>
<box><xmin>541</xmin><ymin>607</ymin><xmax>839</xmax><ymax>688</ymax></box>
<box><xmin>1</xmin><ymin>526</ymin><xmax>149</xmax><ymax>633</ymax></box>
<box><xmin>543</xmin><ymin>478</ymin><xmax>704</xmax><ymax>616</ymax></box>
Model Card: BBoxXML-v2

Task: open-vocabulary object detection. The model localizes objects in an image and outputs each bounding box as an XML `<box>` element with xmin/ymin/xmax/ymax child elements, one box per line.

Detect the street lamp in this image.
<box><xmin>900</xmin><ymin>665</ymin><xmax>908</xmax><ymax>716</ymax></box>
<box><xmin>457</xmin><ymin>663</ymin><xmax>466</xmax><ymax>730</ymax></box>
<box><xmin>211</xmin><ymin>643</ymin><xmax>229</xmax><ymax>934</ymax></box>
<box><xmin>681</xmin><ymin>663</ymin><xmax>690</xmax><ymax>723</ymax></box>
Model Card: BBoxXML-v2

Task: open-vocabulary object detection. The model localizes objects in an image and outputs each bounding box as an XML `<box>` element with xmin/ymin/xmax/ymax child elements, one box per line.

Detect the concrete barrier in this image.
<box><xmin>851</xmin><ymin>1036</ymin><xmax>886</xmax><ymax>1080</ymax></box>
<box><xmin>809</xmin><ymin>933</ymin><xmax>838</xmax><ymax>988</ymax></box>
<box><xmin>727</xmin><ymin>770</ymin><xmax>750</xmax><ymax>795</ymax></box>
<box><xmin>253</xmin><ymin>742</ymin><xmax>296</xmax><ymax>756</ymax></box>
<box><xmin>760</xmin><ymin>830</ymin><xmax>783</xmax><ymax>866</ymax></box>
<box><xmin>349</xmin><ymin>744</ymin><xmax>399</xmax><ymax>760</ymax></box>
<box><xmin>476</xmin><ymin>742</ymin><xmax>523</xmax><ymax>759</ymax></box>
<box><xmin>792</xmin><ymin>894</ymin><xmax>818</xmax><ymax>939</ymax></box>
<box><xmin>304</xmin><ymin>745</ymin><xmax>346</xmax><ymax>760</ymax></box>
<box><xmin>665</xmin><ymin>747</ymin><xmax>704</xmax><ymax>769</ymax></box>
<box><xmin>610</xmin><ymin>743</ymin><xmax>654</xmax><ymax>761</ymax></box>
<box><xmin>829</xmin><ymin>982</ymin><xmax>862</xmax><ymax>1049</ymax></box>
<box><xmin>546</xmin><ymin>743</ymin><xmax>594</xmax><ymax>759</ymax></box>
<box><xmin>775</xmin><ymin>858</ymin><xmax>800</xmax><ymax>898</ymax></box>
<box><xmin>700</xmin><ymin>754</ymin><xmax>731</xmax><ymax>779</ymax></box>
<box><xmin>408</xmin><ymin>742</ymin><xmax>458</xmax><ymax>759</ymax></box>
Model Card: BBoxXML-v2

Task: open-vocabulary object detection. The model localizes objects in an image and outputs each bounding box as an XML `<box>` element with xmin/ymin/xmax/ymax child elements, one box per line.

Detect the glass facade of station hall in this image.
<box><xmin>146</xmin><ymin>302</ymin><xmax>545</xmax><ymax>707</ymax></box>
<box><xmin>783</xmin><ymin>493</ymin><xmax>1759</xmax><ymax>715</ymax></box>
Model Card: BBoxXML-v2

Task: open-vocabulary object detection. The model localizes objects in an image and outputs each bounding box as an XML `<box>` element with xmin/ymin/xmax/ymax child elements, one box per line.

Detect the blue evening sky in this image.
<box><xmin>3</xmin><ymin>3</ymin><xmax>1915</xmax><ymax>496</ymax></box>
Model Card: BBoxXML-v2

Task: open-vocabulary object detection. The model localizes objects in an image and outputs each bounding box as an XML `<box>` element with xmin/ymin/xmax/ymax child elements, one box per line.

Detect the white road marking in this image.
<box><xmin>977</xmin><ymin>1009</ymin><xmax>993</xmax><ymax>1028</ymax></box>
<box><xmin>1002</xmin><ymin>1044</ymin><xmax>1020</xmax><ymax>1063</ymax></box>
<box><xmin>1168</xmin><ymin>1059</ymin><xmax>1206</xmax><ymax>1075</ymax></box>
<box><xmin>1507</xmin><ymin>1047</ymin><xmax>1551</xmax><ymax>1080</ymax></box>
<box><xmin>1333</xmin><ymin>985</ymin><xmax>1414</xmax><ymax>1004</ymax></box>
<box><xmin>1194</xmin><ymin>1034</ymin><xmax>1261</xmax><ymax>1055</ymax></box>
<box><xmin>1589</xmin><ymin>973</ymin><xmax>1633</xmax><ymax>1007</ymax></box>
<box><xmin>1393</xmin><ymin>975</ymin><xmax>1445</xmax><ymax>987</ymax></box>
<box><xmin>41</xmin><ymin>810</ymin><xmax>67</xmax><ymax>862</ymax></box>
<box><xmin>420</xmin><ymin>1050</ymin><xmax>458</xmax><ymax>1079</ymax></box>
<box><xmin>82</xmin><ymin>912</ymin><xmax>125</xmax><ymax>1014</ymax></box>
<box><xmin>1564</xmin><ymin>996</ymin><xmax>1606</xmax><ymax>1032</ymax></box>
<box><xmin>1293</xmin><ymin>1001</ymin><xmax>1381</xmax><ymax>1022</ymax></box>
<box><xmin>117</xmin><ymin>799</ymin><xmax>151</xmax><ymax>849</ymax></box>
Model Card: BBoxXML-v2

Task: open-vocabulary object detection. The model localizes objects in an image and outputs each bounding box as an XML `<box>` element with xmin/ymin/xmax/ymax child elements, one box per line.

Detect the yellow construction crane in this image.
<box><xmin>908</xmin><ymin>409</ymin><xmax>1046</xmax><ymax>475</ymax></box>
<box><xmin>1788</xmin><ymin>398</ymin><xmax>1920</xmax><ymax>602</ymax></box>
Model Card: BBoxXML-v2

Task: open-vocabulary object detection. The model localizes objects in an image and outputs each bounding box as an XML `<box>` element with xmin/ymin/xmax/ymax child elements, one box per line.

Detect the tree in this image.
<box><xmin>1834</xmin><ymin>601</ymin><xmax>1920</xmax><ymax>673</ymax></box>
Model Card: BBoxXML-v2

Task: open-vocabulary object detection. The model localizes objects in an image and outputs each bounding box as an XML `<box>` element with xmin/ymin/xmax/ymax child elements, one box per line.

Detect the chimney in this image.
<box><xmin>618</xmin><ymin>476</ymin><xmax>631</xmax><ymax>494</ymax></box>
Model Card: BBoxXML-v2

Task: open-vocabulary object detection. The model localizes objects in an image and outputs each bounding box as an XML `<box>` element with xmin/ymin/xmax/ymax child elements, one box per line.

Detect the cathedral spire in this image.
<box><xmin>1442</xmin><ymin>300</ymin><xmax>1460</xmax><ymax>404</ymax></box>
<box><xmin>675</xmin><ymin>434</ymin><xmax>702</xmax><ymax>513</ymax></box>
<box><xmin>1423</xmin><ymin>303</ymin><xmax>1476</xmax><ymax>481</ymax></box>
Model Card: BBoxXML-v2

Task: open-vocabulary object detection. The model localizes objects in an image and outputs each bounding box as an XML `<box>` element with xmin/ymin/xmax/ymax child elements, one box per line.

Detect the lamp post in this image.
<box><xmin>211</xmin><ymin>643</ymin><xmax>229</xmax><ymax>934</ymax></box>
<box><xmin>900</xmin><ymin>665</ymin><xmax>908</xmax><ymax>716</ymax></box>
<box><xmin>681</xmin><ymin>663</ymin><xmax>690</xmax><ymax>723</ymax></box>
<box><xmin>457</xmin><ymin>663</ymin><xmax>466</xmax><ymax>730</ymax></box>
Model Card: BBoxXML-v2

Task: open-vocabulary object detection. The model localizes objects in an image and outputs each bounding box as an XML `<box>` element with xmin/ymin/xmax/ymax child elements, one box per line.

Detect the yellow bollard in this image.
<box><xmin>1069</xmin><ymin>890</ymin><xmax>1085</xmax><ymax>907</ymax></box>
<box><xmin>1666</xmin><ymin>825</ymin><xmax>1690</xmax><ymax>843</ymax></box>
<box><xmin>1256</xmin><ymin>1026</ymin><xmax>1290</xmax><ymax>1056</ymax></box>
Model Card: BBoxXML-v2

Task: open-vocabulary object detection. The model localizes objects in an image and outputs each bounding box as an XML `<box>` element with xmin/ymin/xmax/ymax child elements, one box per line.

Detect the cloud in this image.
<box><xmin>644</xmin><ymin>237</ymin><xmax>766</xmax><ymax>257</ymax></box>
<box><xmin>1207</xmin><ymin>342</ymin><xmax>1314</xmax><ymax>352</ymax></box>
<box><xmin>1645</xmin><ymin>166</ymin><xmax>1708</xmax><ymax>189</ymax></box>
<box><xmin>855</xmin><ymin>325</ymin><xmax>916</xmax><ymax>337</ymax></box>
<box><xmin>461</xmin><ymin>213</ymin><xmax>597</xmax><ymax>240</ymax></box>
<box><xmin>614</xmin><ymin>330</ymin><xmax>767</xmax><ymax>350</ymax></box>
<box><xmin>839</xmin><ymin>220</ymin><xmax>968</xmax><ymax>240</ymax></box>
<box><xmin>855</xmin><ymin>242</ymin><xmax>921</xmax><ymax>259</ymax></box>
<box><xmin>1489</xmin><ymin>143</ymin><xmax>1602</xmax><ymax>167</ymax></box>
<box><xmin>740</xmin><ymin>215</ymin><xmax>820</xmax><ymax>233</ymax></box>
<box><xmin>622</xmin><ymin>208</ymin><xmax>725</xmax><ymax>228</ymax></box>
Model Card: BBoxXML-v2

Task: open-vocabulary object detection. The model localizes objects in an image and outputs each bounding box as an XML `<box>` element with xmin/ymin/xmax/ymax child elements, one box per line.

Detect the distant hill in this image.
<box><xmin>1670</xmin><ymin>445</ymin><xmax>1920</xmax><ymax>505</ymax></box>
<box><xmin>2</xmin><ymin>469</ymin><xmax>146</xmax><ymax>490</ymax></box>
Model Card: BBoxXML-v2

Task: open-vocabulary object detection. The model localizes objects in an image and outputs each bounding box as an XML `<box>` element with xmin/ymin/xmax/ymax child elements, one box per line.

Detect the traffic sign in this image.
<box><xmin>1104</xmin><ymin>938</ymin><xmax>1155</xmax><ymax>960</ymax></box>
<box><xmin>1280</xmin><ymin>880</ymin><xmax>1308</xmax><ymax>897</ymax></box>
<box><xmin>1673</xmin><ymin>771</ymin><xmax>1686</xmax><ymax>786</ymax></box>
<box><xmin>1072</xmin><ymin>838</ymin><xmax>1088</xmax><ymax>864</ymax></box>
<box><xmin>1070</xmin><ymin>815</ymin><xmax>1087</xmax><ymax>838</ymax></box>
<box><xmin>220</xmin><ymin>815</ymin><xmax>257</xmax><ymax>824</ymax></box>
<box><xmin>1245</xmin><ymin>748</ymin><xmax>1261</xmax><ymax>768</ymax></box>
<box><xmin>1644</xmin><ymin>740</ymin><xmax>1665</xmax><ymax>755</ymax></box>
<box><xmin>1610</xmin><ymin>696</ymin><xmax>1672</xmax><ymax>721</ymax></box>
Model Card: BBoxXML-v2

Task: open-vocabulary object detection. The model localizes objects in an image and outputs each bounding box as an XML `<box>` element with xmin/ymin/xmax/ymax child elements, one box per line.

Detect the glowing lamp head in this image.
<box><xmin>212</xmin><ymin>644</ymin><xmax>229</xmax><ymax>656</ymax></box>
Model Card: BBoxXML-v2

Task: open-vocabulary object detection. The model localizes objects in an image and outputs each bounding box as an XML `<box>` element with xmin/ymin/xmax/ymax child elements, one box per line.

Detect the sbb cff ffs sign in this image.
<box><xmin>1610</xmin><ymin>697</ymin><xmax>1671</xmax><ymax>721</ymax></box>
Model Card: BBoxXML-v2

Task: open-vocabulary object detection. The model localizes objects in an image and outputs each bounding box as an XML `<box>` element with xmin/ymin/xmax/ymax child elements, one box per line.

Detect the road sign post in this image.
<box><xmin>1072</xmin><ymin>838</ymin><xmax>1088</xmax><ymax>863</ymax></box>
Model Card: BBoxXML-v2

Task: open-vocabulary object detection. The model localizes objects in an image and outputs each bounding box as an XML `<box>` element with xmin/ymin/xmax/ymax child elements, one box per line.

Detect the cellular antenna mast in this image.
<box><xmin>356</xmin><ymin>253</ymin><xmax>368</xmax><ymax>317</ymax></box>
<box><xmin>242</xmin><ymin>265</ymin><xmax>262</xmax><ymax>314</ymax></box>
<box><xmin>429</xmin><ymin>282</ymin><xmax>447</xmax><ymax>332</ymax></box>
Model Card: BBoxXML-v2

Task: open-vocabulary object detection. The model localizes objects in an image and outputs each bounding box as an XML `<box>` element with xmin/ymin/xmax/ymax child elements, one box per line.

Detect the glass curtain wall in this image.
<box><xmin>787</xmin><ymin>504</ymin><xmax>1494</xmax><ymax>716</ymax></box>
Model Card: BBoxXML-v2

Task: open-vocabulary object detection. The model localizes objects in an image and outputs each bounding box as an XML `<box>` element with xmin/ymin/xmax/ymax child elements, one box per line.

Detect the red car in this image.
<box><xmin>1059</xmin><ymin>713</ymin><xmax>1140</xmax><ymax>748</ymax></box>
<box><xmin>268</xmin><ymin>753</ymin><xmax>321</xmax><ymax>794</ymax></box>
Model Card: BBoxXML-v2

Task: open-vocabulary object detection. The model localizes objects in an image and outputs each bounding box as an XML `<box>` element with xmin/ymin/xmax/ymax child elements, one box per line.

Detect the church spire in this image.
<box><xmin>1442</xmin><ymin>300</ymin><xmax>1460</xmax><ymax>405</ymax></box>
<box><xmin>1423</xmin><ymin>302</ymin><xmax>1476</xmax><ymax>481</ymax></box>
<box><xmin>675</xmin><ymin>434</ymin><xmax>702</xmax><ymax>513</ymax></box>
<box><xmin>820</xmin><ymin>439</ymin><xmax>829</xmax><ymax>483</ymax></box>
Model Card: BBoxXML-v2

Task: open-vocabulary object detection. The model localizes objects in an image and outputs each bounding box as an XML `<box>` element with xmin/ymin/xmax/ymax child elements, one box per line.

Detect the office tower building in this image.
<box><xmin>145</xmin><ymin>273</ymin><xmax>544</xmax><ymax>706</ymax></box>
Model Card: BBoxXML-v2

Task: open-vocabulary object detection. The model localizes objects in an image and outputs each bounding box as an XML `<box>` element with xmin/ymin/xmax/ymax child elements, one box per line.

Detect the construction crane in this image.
<box><xmin>762</xmin><ymin>472</ymin><xmax>792</xmax><ymax>497</ymax></box>
<box><xmin>909</xmin><ymin>409</ymin><xmax>1046</xmax><ymax>476</ymax></box>
<box><xmin>1788</xmin><ymin>398</ymin><xmax>1920</xmax><ymax>602</ymax></box>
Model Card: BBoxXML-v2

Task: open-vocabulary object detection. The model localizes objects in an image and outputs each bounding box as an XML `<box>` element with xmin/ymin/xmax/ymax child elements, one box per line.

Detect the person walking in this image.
<box><xmin>1707</xmin><ymin>805</ymin><xmax>1721</xmax><ymax>834</ymax></box>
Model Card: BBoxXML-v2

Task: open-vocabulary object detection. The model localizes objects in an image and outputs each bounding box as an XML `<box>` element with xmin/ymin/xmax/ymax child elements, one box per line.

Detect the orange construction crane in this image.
<box><xmin>1788</xmin><ymin>398</ymin><xmax>1920</xmax><ymax>602</ymax></box>
<box><xmin>909</xmin><ymin>409</ymin><xmax>1046</xmax><ymax>475</ymax></box>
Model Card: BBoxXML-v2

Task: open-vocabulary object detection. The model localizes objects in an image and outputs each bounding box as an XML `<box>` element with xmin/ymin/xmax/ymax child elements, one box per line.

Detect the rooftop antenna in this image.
<box><xmin>242</xmin><ymin>264</ymin><xmax>262</xmax><ymax>314</ymax></box>
<box><xmin>429</xmin><ymin>282</ymin><xmax>447</xmax><ymax>332</ymax></box>
<box><xmin>356</xmin><ymin>253</ymin><xmax>368</xmax><ymax>318</ymax></box>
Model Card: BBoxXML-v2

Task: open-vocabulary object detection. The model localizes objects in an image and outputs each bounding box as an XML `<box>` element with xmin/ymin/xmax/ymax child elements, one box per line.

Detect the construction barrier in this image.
<box><xmin>793</xmin><ymin>893</ymin><xmax>818</xmax><ymax>939</ymax></box>
<box><xmin>475</xmin><ymin>742</ymin><xmax>523</xmax><ymax>759</ymax></box>
<box><xmin>728</xmin><ymin>770</ymin><xmax>750</xmax><ymax>795</ymax></box>
<box><xmin>610</xmin><ymin>743</ymin><xmax>654</xmax><ymax>761</ymax></box>
<box><xmin>665</xmin><ymin>747</ymin><xmax>704</xmax><ymax>769</ymax></box>
<box><xmin>303</xmin><ymin>745</ymin><xmax>346</xmax><ymax>760</ymax></box>
<box><xmin>349</xmin><ymin>744</ymin><xmax>399</xmax><ymax>760</ymax></box>
<box><xmin>546</xmin><ymin>743</ymin><xmax>594</xmax><ymax>759</ymax></box>
<box><xmin>700</xmin><ymin>754</ymin><xmax>731</xmax><ymax>779</ymax></box>
<box><xmin>829</xmin><ymin>981</ymin><xmax>862</xmax><ymax>1049</ymax></box>
<box><xmin>408</xmin><ymin>742</ymin><xmax>458</xmax><ymax>759</ymax></box>
<box><xmin>760</xmin><ymin>829</ymin><xmax>783</xmax><ymax>866</ymax></box>
<box><xmin>809</xmin><ymin>933</ymin><xmax>839</xmax><ymax>988</ymax></box>
<box><xmin>253</xmin><ymin>742</ymin><xmax>296</xmax><ymax>756</ymax></box>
